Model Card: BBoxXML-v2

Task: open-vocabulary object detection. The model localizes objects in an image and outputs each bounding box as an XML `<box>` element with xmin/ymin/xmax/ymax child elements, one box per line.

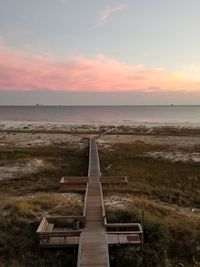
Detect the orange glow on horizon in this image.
<box><xmin>0</xmin><ymin>38</ymin><xmax>200</xmax><ymax>92</ymax></box>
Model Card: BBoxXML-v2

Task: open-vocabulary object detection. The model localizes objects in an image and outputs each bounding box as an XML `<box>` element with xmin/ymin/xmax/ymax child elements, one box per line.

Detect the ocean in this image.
<box><xmin>0</xmin><ymin>105</ymin><xmax>200</xmax><ymax>127</ymax></box>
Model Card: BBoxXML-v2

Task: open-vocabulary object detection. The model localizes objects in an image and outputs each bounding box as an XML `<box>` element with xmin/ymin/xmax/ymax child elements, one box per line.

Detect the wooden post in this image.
<box><xmin>141</xmin><ymin>210</ymin><xmax>144</xmax><ymax>252</ymax></box>
<box><xmin>141</xmin><ymin>210</ymin><xmax>144</xmax><ymax>229</ymax></box>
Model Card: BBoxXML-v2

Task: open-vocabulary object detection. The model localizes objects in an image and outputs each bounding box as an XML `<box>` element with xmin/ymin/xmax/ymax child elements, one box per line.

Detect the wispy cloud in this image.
<box><xmin>0</xmin><ymin>37</ymin><xmax>200</xmax><ymax>92</ymax></box>
<box><xmin>98</xmin><ymin>4</ymin><xmax>127</xmax><ymax>25</ymax></box>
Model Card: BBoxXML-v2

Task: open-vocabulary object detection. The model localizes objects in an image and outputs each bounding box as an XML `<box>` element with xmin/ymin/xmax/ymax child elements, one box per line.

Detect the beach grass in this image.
<box><xmin>100</xmin><ymin>142</ymin><xmax>200</xmax><ymax>207</ymax></box>
<box><xmin>0</xmin><ymin>142</ymin><xmax>88</xmax><ymax>267</ymax></box>
<box><xmin>0</xmin><ymin>143</ymin><xmax>88</xmax><ymax>196</ymax></box>
<box><xmin>100</xmin><ymin>142</ymin><xmax>200</xmax><ymax>266</ymax></box>
<box><xmin>0</xmin><ymin>134</ymin><xmax>200</xmax><ymax>266</ymax></box>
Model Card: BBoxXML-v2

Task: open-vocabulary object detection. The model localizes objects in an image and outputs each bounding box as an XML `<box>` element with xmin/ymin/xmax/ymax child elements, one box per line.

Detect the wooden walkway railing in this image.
<box><xmin>88</xmin><ymin>137</ymin><xmax>101</xmax><ymax>178</ymax></box>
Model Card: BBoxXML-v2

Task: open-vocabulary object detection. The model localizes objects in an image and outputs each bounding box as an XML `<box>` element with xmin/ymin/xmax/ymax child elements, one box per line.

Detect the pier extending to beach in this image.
<box><xmin>37</xmin><ymin>136</ymin><xmax>143</xmax><ymax>267</ymax></box>
<box><xmin>77</xmin><ymin>137</ymin><xmax>109</xmax><ymax>267</ymax></box>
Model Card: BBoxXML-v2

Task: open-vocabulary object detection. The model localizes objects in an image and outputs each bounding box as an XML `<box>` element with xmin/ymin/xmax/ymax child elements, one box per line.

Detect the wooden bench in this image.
<box><xmin>36</xmin><ymin>217</ymin><xmax>55</xmax><ymax>245</ymax></box>
<box><xmin>36</xmin><ymin>217</ymin><xmax>54</xmax><ymax>233</ymax></box>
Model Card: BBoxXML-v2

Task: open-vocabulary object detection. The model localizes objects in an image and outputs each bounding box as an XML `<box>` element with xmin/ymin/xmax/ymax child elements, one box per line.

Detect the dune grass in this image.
<box><xmin>0</xmin><ymin>143</ymin><xmax>88</xmax><ymax>196</ymax></box>
<box><xmin>100</xmin><ymin>142</ymin><xmax>200</xmax><ymax>267</ymax></box>
<box><xmin>0</xmin><ymin>193</ymin><xmax>83</xmax><ymax>267</ymax></box>
<box><xmin>0</xmin><ymin>142</ymin><xmax>88</xmax><ymax>267</ymax></box>
<box><xmin>108</xmin><ymin>204</ymin><xmax>200</xmax><ymax>267</ymax></box>
<box><xmin>1</xmin><ymin>136</ymin><xmax>200</xmax><ymax>266</ymax></box>
<box><xmin>100</xmin><ymin>142</ymin><xmax>200</xmax><ymax>207</ymax></box>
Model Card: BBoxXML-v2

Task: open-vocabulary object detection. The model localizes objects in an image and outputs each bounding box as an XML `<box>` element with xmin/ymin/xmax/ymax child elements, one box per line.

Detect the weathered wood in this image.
<box><xmin>39</xmin><ymin>229</ymin><xmax>81</xmax><ymax>247</ymax></box>
<box><xmin>100</xmin><ymin>180</ymin><xmax>106</xmax><ymax>219</ymax></box>
<box><xmin>83</xmin><ymin>183</ymin><xmax>89</xmax><ymax>217</ymax></box>
<box><xmin>88</xmin><ymin>137</ymin><xmax>101</xmax><ymax>177</ymax></box>
<box><xmin>77</xmin><ymin>182</ymin><xmax>110</xmax><ymax>267</ymax></box>
<box><xmin>78</xmin><ymin>137</ymin><xmax>110</xmax><ymax>267</ymax></box>
<box><xmin>101</xmin><ymin>176</ymin><xmax>128</xmax><ymax>191</ymax></box>
<box><xmin>60</xmin><ymin>176</ymin><xmax>88</xmax><ymax>192</ymax></box>
<box><xmin>106</xmin><ymin>222</ymin><xmax>143</xmax><ymax>230</ymax></box>
<box><xmin>101</xmin><ymin>176</ymin><xmax>128</xmax><ymax>182</ymax></box>
<box><xmin>37</xmin><ymin>216</ymin><xmax>83</xmax><ymax>247</ymax></box>
<box><xmin>40</xmin><ymin>235</ymin><xmax>80</xmax><ymax>247</ymax></box>
<box><xmin>46</xmin><ymin>223</ymin><xmax>54</xmax><ymax>232</ymax></box>
<box><xmin>36</xmin><ymin>136</ymin><xmax>143</xmax><ymax>266</ymax></box>
<box><xmin>60</xmin><ymin>176</ymin><xmax>88</xmax><ymax>183</ymax></box>
<box><xmin>37</xmin><ymin>217</ymin><xmax>50</xmax><ymax>233</ymax></box>
<box><xmin>45</xmin><ymin>215</ymin><xmax>85</xmax><ymax>226</ymax></box>
<box><xmin>107</xmin><ymin>233</ymin><xmax>141</xmax><ymax>246</ymax></box>
<box><xmin>40</xmin><ymin>230</ymin><xmax>81</xmax><ymax>237</ymax></box>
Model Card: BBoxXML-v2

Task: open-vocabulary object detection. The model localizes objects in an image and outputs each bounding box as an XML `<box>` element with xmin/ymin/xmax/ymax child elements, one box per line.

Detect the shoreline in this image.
<box><xmin>1</xmin><ymin>121</ymin><xmax>200</xmax><ymax>133</ymax></box>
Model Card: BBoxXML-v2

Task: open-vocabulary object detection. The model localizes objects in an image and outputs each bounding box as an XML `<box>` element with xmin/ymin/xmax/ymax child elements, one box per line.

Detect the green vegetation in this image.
<box><xmin>2</xmin><ymin>125</ymin><xmax>200</xmax><ymax>136</ymax></box>
<box><xmin>0</xmin><ymin>142</ymin><xmax>88</xmax><ymax>267</ymax></box>
<box><xmin>100</xmin><ymin>142</ymin><xmax>200</xmax><ymax>267</ymax></box>
<box><xmin>100</xmin><ymin>142</ymin><xmax>200</xmax><ymax>206</ymax></box>
<box><xmin>107</xmin><ymin>204</ymin><xmax>200</xmax><ymax>267</ymax></box>
<box><xmin>0</xmin><ymin>143</ymin><xmax>88</xmax><ymax>196</ymax></box>
<box><xmin>0</xmin><ymin>194</ymin><xmax>80</xmax><ymax>267</ymax></box>
<box><xmin>1</xmin><ymin>134</ymin><xmax>200</xmax><ymax>266</ymax></box>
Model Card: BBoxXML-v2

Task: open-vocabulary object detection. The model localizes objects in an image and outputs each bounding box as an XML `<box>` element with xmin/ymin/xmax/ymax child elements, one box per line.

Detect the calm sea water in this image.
<box><xmin>0</xmin><ymin>106</ymin><xmax>200</xmax><ymax>126</ymax></box>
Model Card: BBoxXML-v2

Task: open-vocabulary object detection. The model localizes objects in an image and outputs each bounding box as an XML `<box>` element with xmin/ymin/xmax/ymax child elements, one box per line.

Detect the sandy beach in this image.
<box><xmin>1</xmin><ymin>124</ymin><xmax>200</xmax><ymax>179</ymax></box>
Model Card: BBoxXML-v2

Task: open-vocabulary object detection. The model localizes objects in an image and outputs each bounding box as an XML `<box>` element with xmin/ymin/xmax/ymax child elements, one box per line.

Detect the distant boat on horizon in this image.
<box><xmin>35</xmin><ymin>104</ymin><xmax>43</xmax><ymax>107</ymax></box>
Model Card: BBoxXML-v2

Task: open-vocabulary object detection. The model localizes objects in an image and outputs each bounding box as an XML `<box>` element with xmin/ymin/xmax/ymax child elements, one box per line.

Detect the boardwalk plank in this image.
<box><xmin>78</xmin><ymin>137</ymin><xmax>110</xmax><ymax>267</ymax></box>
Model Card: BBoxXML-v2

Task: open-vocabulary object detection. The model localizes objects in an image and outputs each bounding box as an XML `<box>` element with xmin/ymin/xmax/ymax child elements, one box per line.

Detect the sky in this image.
<box><xmin>0</xmin><ymin>0</ymin><xmax>200</xmax><ymax>105</ymax></box>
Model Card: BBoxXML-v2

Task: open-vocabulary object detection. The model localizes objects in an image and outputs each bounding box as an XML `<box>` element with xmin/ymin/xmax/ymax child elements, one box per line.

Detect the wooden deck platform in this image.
<box><xmin>60</xmin><ymin>176</ymin><xmax>88</xmax><ymax>192</ymax></box>
<box><xmin>101</xmin><ymin>176</ymin><xmax>128</xmax><ymax>191</ymax></box>
<box><xmin>107</xmin><ymin>233</ymin><xmax>141</xmax><ymax>246</ymax></box>
<box><xmin>37</xmin><ymin>217</ymin><xmax>82</xmax><ymax>247</ymax></box>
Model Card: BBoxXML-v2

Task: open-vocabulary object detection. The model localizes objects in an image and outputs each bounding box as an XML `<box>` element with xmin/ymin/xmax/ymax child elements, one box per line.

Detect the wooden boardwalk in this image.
<box><xmin>77</xmin><ymin>137</ymin><xmax>110</xmax><ymax>267</ymax></box>
<box><xmin>88</xmin><ymin>137</ymin><xmax>101</xmax><ymax>178</ymax></box>
<box><xmin>37</xmin><ymin>136</ymin><xmax>143</xmax><ymax>266</ymax></box>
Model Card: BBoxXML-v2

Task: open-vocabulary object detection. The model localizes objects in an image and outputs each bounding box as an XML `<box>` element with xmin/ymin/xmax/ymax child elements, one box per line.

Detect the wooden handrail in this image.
<box><xmin>101</xmin><ymin>176</ymin><xmax>127</xmax><ymax>179</ymax></box>
<box><xmin>60</xmin><ymin>177</ymin><xmax>88</xmax><ymax>183</ymax></box>
<box><xmin>77</xmin><ymin>233</ymin><xmax>83</xmax><ymax>267</ymax></box>
<box><xmin>107</xmin><ymin>231</ymin><xmax>143</xmax><ymax>234</ymax></box>
<box><xmin>83</xmin><ymin>183</ymin><xmax>89</xmax><ymax>217</ymax></box>
<box><xmin>88</xmin><ymin>137</ymin><xmax>101</xmax><ymax>177</ymax></box>
<box><xmin>99</xmin><ymin>182</ymin><xmax>106</xmax><ymax>218</ymax></box>
<box><xmin>39</xmin><ymin>230</ymin><xmax>81</xmax><ymax>238</ymax></box>
<box><xmin>88</xmin><ymin>138</ymin><xmax>92</xmax><ymax>177</ymax></box>
<box><xmin>95</xmin><ymin>138</ymin><xmax>101</xmax><ymax>177</ymax></box>
<box><xmin>45</xmin><ymin>215</ymin><xmax>85</xmax><ymax>220</ymax></box>
<box><xmin>106</xmin><ymin>223</ymin><xmax>141</xmax><ymax>227</ymax></box>
<box><xmin>105</xmin><ymin>223</ymin><xmax>143</xmax><ymax>234</ymax></box>
<box><xmin>102</xmin><ymin>181</ymin><xmax>127</xmax><ymax>184</ymax></box>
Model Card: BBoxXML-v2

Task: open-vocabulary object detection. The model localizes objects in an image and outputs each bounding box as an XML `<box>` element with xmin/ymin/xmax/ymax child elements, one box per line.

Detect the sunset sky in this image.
<box><xmin>0</xmin><ymin>0</ymin><xmax>200</xmax><ymax>105</ymax></box>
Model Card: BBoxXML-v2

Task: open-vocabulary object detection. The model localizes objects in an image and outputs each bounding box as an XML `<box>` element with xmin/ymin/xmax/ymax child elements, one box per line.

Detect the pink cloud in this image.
<box><xmin>0</xmin><ymin>38</ymin><xmax>200</xmax><ymax>92</ymax></box>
